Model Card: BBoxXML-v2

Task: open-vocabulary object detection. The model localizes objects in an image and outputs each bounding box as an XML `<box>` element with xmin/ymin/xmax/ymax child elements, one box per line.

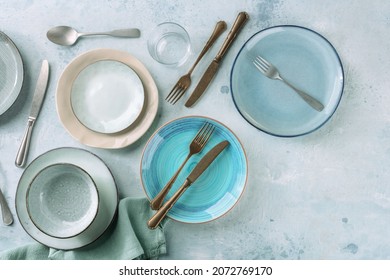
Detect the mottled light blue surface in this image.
<box><xmin>1</xmin><ymin>0</ymin><xmax>390</xmax><ymax>259</ymax></box>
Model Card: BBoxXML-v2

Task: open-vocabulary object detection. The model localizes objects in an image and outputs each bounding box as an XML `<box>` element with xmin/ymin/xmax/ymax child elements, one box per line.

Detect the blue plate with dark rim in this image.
<box><xmin>141</xmin><ymin>116</ymin><xmax>247</xmax><ymax>224</ymax></box>
<box><xmin>230</xmin><ymin>25</ymin><xmax>344</xmax><ymax>137</ymax></box>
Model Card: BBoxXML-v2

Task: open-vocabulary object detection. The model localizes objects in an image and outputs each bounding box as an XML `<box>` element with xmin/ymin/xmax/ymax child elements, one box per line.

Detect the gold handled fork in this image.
<box><xmin>253</xmin><ymin>55</ymin><xmax>325</xmax><ymax>112</ymax></box>
<box><xmin>150</xmin><ymin>122</ymin><xmax>215</xmax><ymax>210</ymax></box>
<box><xmin>166</xmin><ymin>21</ymin><xmax>227</xmax><ymax>104</ymax></box>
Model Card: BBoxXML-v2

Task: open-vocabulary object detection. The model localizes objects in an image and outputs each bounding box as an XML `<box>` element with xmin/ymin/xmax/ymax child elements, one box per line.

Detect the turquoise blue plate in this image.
<box><xmin>141</xmin><ymin>116</ymin><xmax>247</xmax><ymax>224</ymax></box>
<box><xmin>230</xmin><ymin>25</ymin><xmax>344</xmax><ymax>137</ymax></box>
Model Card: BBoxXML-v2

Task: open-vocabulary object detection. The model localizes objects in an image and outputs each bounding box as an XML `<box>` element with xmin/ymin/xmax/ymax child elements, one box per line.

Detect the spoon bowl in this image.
<box><xmin>47</xmin><ymin>26</ymin><xmax>80</xmax><ymax>46</ymax></box>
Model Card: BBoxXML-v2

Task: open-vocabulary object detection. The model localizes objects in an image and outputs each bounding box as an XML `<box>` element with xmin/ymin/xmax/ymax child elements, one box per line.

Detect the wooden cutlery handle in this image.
<box><xmin>148</xmin><ymin>180</ymin><xmax>191</xmax><ymax>229</ymax></box>
<box><xmin>215</xmin><ymin>11</ymin><xmax>249</xmax><ymax>61</ymax></box>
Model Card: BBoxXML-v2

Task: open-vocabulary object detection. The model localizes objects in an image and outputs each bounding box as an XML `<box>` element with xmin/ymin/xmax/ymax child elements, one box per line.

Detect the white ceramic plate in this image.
<box><xmin>16</xmin><ymin>147</ymin><xmax>118</xmax><ymax>250</ymax></box>
<box><xmin>71</xmin><ymin>60</ymin><xmax>144</xmax><ymax>134</ymax></box>
<box><xmin>56</xmin><ymin>49</ymin><xmax>159</xmax><ymax>149</ymax></box>
<box><xmin>0</xmin><ymin>31</ymin><xmax>24</xmax><ymax>115</ymax></box>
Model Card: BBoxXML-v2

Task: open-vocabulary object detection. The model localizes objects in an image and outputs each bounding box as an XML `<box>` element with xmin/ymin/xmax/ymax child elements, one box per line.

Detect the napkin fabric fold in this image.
<box><xmin>0</xmin><ymin>197</ymin><xmax>167</xmax><ymax>260</ymax></box>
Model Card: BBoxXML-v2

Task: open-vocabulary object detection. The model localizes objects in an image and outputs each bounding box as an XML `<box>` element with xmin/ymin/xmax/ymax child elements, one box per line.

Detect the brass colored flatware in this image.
<box><xmin>15</xmin><ymin>60</ymin><xmax>50</xmax><ymax>168</ymax></box>
<box><xmin>166</xmin><ymin>21</ymin><xmax>227</xmax><ymax>104</ymax></box>
<box><xmin>0</xmin><ymin>187</ymin><xmax>13</xmax><ymax>226</ymax></box>
<box><xmin>185</xmin><ymin>11</ymin><xmax>249</xmax><ymax>107</ymax></box>
<box><xmin>150</xmin><ymin>122</ymin><xmax>215</xmax><ymax>210</ymax></box>
<box><xmin>253</xmin><ymin>55</ymin><xmax>324</xmax><ymax>111</ymax></box>
<box><xmin>148</xmin><ymin>140</ymin><xmax>229</xmax><ymax>229</ymax></box>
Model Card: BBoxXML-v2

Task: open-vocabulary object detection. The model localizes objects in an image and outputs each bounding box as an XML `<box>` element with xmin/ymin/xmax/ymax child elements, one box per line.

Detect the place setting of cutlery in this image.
<box><xmin>166</xmin><ymin>11</ymin><xmax>249</xmax><ymax>106</ymax></box>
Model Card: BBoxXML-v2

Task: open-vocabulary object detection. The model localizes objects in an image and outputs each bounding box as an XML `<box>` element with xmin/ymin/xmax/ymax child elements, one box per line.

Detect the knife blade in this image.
<box><xmin>185</xmin><ymin>11</ymin><xmax>249</xmax><ymax>107</ymax></box>
<box><xmin>148</xmin><ymin>140</ymin><xmax>229</xmax><ymax>229</ymax></box>
<box><xmin>15</xmin><ymin>60</ymin><xmax>50</xmax><ymax>167</ymax></box>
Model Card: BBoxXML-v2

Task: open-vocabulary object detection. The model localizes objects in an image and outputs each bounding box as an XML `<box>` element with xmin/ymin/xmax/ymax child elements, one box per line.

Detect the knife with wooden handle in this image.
<box><xmin>148</xmin><ymin>140</ymin><xmax>229</xmax><ymax>229</ymax></box>
<box><xmin>185</xmin><ymin>11</ymin><xmax>249</xmax><ymax>107</ymax></box>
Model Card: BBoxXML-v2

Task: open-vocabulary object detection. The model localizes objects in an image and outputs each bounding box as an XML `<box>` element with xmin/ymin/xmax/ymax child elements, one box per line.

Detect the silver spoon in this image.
<box><xmin>47</xmin><ymin>25</ymin><xmax>141</xmax><ymax>46</ymax></box>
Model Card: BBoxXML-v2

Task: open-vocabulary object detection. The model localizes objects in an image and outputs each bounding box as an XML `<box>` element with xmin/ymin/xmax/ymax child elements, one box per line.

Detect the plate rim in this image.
<box><xmin>0</xmin><ymin>31</ymin><xmax>24</xmax><ymax>116</ymax></box>
<box><xmin>56</xmin><ymin>48</ymin><xmax>159</xmax><ymax>149</ymax></box>
<box><xmin>230</xmin><ymin>24</ymin><xmax>345</xmax><ymax>137</ymax></box>
<box><xmin>140</xmin><ymin>115</ymin><xmax>248</xmax><ymax>224</ymax></box>
<box><xmin>15</xmin><ymin>147</ymin><xmax>119</xmax><ymax>250</ymax></box>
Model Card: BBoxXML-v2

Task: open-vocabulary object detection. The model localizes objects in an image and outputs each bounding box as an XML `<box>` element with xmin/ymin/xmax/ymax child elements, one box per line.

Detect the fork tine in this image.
<box><xmin>257</xmin><ymin>56</ymin><xmax>270</xmax><ymax>67</ymax></box>
<box><xmin>166</xmin><ymin>83</ymin><xmax>183</xmax><ymax>104</ymax></box>
<box><xmin>170</xmin><ymin>87</ymin><xmax>187</xmax><ymax>105</ymax></box>
<box><xmin>199</xmin><ymin>124</ymin><xmax>215</xmax><ymax>147</ymax></box>
<box><xmin>195</xmin><ymin>123</ymin><xmax>214</xmax><ymax>147</ymax></box>
<box><xmin>253</xmin><ymin>58</ymin><xmax>268</xmax><ymax>73</ymax></box>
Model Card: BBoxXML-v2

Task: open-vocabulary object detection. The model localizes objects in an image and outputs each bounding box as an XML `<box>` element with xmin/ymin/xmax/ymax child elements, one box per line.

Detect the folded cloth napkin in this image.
<box><xmin>0</xmin><ymin>197</ymin><xmax>167</xmax><ymax>260</ymax></box>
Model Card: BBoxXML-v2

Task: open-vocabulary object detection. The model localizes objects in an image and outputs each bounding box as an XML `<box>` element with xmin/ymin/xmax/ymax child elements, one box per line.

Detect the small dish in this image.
<box><xmin>230</xmin><ymin>25</ymin><xmax>344</xmax><ymax>137</ymax></box>
<box><xmin>71</xmin><ymin>60</ymin><xmax>144</xmax><ymax>134</ymax></box>
<box><xmin>26</xmin><ymin>163</ymin><xmax>99</xmax><ymax>239</ymax></box>
<box><xmin>56</xmin><ymin>48</ymin><xmax>159</xmax><ymax>149</ymax></box>
<box><xmin>0</xmin><ymin>31</ymin><xmax>24</xmax><ymax>116</ymax></box>
<box><xmin>16</xmin><ymin>147</ymin><xmax>118</xmax><ymax>250</ymax></box>
<box><xmin>141</xmin><ymin>116</ymin><xmax>247</xmax><ymax>224</ymax></box>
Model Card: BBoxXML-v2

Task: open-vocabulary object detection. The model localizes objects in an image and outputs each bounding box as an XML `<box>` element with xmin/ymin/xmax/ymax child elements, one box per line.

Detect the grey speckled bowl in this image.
<box><xmin>26</xmin><ymin>163</ymin><xmax>99</xmax><ymax>239</ymax></box>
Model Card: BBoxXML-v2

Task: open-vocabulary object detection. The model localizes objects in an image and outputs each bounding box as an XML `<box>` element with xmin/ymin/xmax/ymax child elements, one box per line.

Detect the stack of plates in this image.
<box><xmin>56</xmin><ymin>48</ymin><xmax>159</xmax><ymax>148</ymax></box>
<box><xmin>16</xmin><ymin>147</ymin><xmax>118</xmax><ymax>250</ymax></box>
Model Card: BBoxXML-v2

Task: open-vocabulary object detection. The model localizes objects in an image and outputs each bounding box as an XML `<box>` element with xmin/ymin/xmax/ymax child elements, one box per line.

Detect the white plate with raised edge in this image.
<box><xmin>71</xmin><ymin>60</ymin><xmax>144</xmax><ymax>134</ymax></box>
<box><xmin>16</xmin><ymin>147</ymin><xmax>118</xmax><ymax>250</ymax></box>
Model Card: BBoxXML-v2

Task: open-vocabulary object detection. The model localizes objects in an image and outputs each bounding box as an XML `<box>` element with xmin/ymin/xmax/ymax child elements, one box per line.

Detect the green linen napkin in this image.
<box><xmin>0</xmin><ymin>197</ymin><xmax>166</xmax><ymax>260</ymax></box>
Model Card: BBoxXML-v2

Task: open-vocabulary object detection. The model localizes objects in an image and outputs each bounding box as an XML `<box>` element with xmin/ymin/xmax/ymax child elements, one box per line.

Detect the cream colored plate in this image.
<box><xmin>56</xmin><ymin>49</ymin><xmax>159</xmax><ymax>149</ymax></box>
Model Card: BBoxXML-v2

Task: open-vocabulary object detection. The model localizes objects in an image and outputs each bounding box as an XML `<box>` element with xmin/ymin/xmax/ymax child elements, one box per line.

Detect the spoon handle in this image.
<box><xmin>81</xmin><ymin>28</ymin><xmax>140</xmax><ymax>38</ymax></box>
<box><xmin>0</xmin><ymin>187</ymin><xmax>13</xmax><ymax>226</ymax></box>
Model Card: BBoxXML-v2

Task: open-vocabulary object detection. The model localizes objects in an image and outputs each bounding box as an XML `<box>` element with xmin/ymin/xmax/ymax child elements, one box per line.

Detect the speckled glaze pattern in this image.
<box><xmin>26</xmin><ymin>163</ymin><xmax>99</xmax><ymax>238</ymax></box>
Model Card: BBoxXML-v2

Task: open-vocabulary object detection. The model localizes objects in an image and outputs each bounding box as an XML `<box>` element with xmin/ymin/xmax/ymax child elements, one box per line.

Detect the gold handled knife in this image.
<box><xmin>148</xmin><ymin>140</ymin><xmax>229</xmax><ymax>229</ymax></box>
<box><xmin>15</xmin><ymin>60</ymin><xmax>50</xmax><ymax>168</ymax></box>
<box><xmin>185</xmin><ymin>11</ymin><xmax>249</xmax><ymax>107</ymax></box>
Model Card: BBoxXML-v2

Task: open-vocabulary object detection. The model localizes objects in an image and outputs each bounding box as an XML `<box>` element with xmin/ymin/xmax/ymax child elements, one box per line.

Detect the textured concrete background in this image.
<box><xmin>1</xmin><ymin>0</ymin><xmax>390</xmax><ymax>259</ymax></box>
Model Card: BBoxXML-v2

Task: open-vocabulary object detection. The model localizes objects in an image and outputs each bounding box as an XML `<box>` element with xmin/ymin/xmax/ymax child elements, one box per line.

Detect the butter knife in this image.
<box><xmin>148</xmin><ymin>140</ymin><xmax>229</xmax><ymax>229</ymax></box>
<box><xmin>185</xmin><ymin>11</ymin><xmax>249</xmax><ymax>107</ymax></box>
<box><xmin>15</xmin><ymin>60</ymin><xmax>50</xmax><ymax>167</ymax></box>
<box><xmin>0</xmin><ymin>187</ymin><xmax>13</xmax><ymax>226</ymax></box>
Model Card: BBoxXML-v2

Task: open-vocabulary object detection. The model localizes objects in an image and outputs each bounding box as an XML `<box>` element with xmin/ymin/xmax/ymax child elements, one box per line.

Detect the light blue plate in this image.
<box><xmin>141</xmin><ymin>116</ymin><xmax>247</xmax><ymax>224</ymax></box>
<box><xmin>230</xmin><ymin>25</ymin><xmax>344</xmax><ymax>137</ymax></box>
